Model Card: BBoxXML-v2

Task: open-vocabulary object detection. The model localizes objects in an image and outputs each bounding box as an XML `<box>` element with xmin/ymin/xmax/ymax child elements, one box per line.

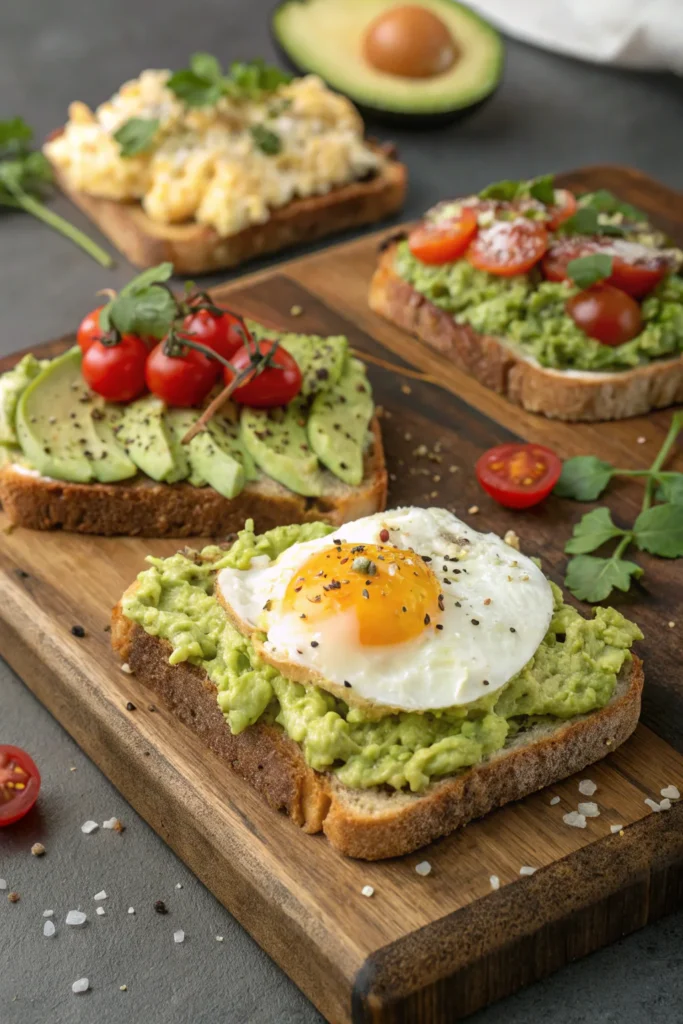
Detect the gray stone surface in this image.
<box><xmin>1</xmin><ymin>2</ymin><xmax>682</xmax><ymax>1022</ymax></box>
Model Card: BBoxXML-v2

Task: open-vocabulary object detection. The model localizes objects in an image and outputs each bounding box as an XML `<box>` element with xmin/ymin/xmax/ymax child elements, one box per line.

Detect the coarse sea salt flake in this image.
<box><xmin>519</xmin><ymin>866</ymin><xmax>536</xmax><ymax>876</ymax></box>
<box><xmin>645</xmin><ymin>798</ymin><xmax>662</xmax><ymax>812</ymax></box>
<box><xmin>549</xmin><ymin>796</ymin><xmax>560</xmax><ymax>806</ymax></box>
<box><xmin>102</xmin><ymin>818</ymin><xmax>119</xmax><ymax>829</ymax></box>
<box><xmin>96</xmin><ymin>907</ymin><xmax>105</xmax><ymax>916</ymax></box>
<box><xmin>43</xmin><ymin>920</ymin><xmax>56</xmax><ymax>937</ymax></box>
<box><xmin>81</xmin><ymin>820</ymin><xmax>98</xmax><ymax>834</ymax></box>
<box><xmin>415</xmin><ymin>861</ymin><xmax>432</xmax><ymax>876</ymax></box>
<box><xmin>661</xmin><ymin>785</ymin><xmax>680</xmax><ymax>800</ymax></box>
<box><xmin>0</xmin><ymin>879</ymin><xmax>7</xmax><ymax>891</ymax></box>
<box><xmin>489</xmin><ymin>875</ymin><xmax>500</xmax><ymax>891</ymax></box>
<box><xmin>578</xmin><ymin>802</ymin><xmax>600</xmax><ymax>818</ymax></box>
<box><xmin>43</xmin><ymin>909</ymin><xmax>54</xmax><ymax>917</ymax></box>
<box><xmin>361</xmin><ymin>885</ymin><xmax>374</xmax><ymax>898</ymax></box>
<box><xmin>72</xmin><ymin>978</ymin><xmax>89</xmax><ymax>994</ymax></box>
<box><xmin>578</xmin><ymin>779</ymin><xmax>597</xmax><ymax>796</ymax></box>
<box><xmin>120</xmin><ymin>662</ymin><xmax>133</xmax><ymax>674</ymax></box>
<box><xmin>563</xmin><ymin>811</ymin><xmax>587</xmax><ymax>828</ymax></box>
<box><xmin>128</xmin><ymin>907</ymin><xmax>135</xmax><ymax>915</ymax></box>
<box><xmin>610</xmin><ymin>824</ymin><xmax>623</xmax><ymax>834</ymax></box>
<box><xmin>93</xmin><ymin>890</ymin><xmax>107</xmax><ymax>901</ymax></box>
<box><xmin>660</xmin><ymin>798</ymin><xmax>672</xmax><ymax>811</ymax></box>
<box><xmin>66</xmin><ymin>910</ymin><xmax>87</xmax><ymax>927</ymax></box>
<box><xmin>174</xmin><ymin>930</ymin><xmax>185</xmax><ymax>943</ymax></box>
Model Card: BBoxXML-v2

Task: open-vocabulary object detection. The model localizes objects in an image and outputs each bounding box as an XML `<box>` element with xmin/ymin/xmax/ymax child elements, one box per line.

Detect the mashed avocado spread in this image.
<box><xmin>394</xmin><ymin>240</ymin><xmax>683</xmax><ymax>372</ymax></box>
<box><xmin>122</xmin><ymin>522</ymin><xmax>642</xmax><ymax>792</ymax></box>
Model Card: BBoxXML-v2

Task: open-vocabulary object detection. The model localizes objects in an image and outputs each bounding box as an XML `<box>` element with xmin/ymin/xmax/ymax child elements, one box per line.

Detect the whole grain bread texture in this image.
<box><xmin>51</xmin><ymin>147</ymin><xmax>407</xmax><ymax>274</ymax></box>
<box><xmin>111</xmin><ymin>596</ymin><xmax>643</xmax><ymax>860</ymax></box>
<box><xmin>369</xmin><ymin>241</ymin><xmax>683</xmax><ymax>422</ymax></box>
<box><xmin>0</xmin><ymin>418</ymin><xmax>386</xmax><ymax>536</ymax></box>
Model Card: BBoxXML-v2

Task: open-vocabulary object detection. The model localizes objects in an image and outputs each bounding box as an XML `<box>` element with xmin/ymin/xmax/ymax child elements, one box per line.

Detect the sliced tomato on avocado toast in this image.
<box><xmin>466</xmin><ymin>219</ymin><xmax>549</xmax><ymax>277</ymax></box>
<box><xmin>0</xmin><ymin>745</ymin><xmax>41</xmax><ymax>826</ymax></box>
<box><xmin>543</xmin><ymin>237</ymin><xmax>671</xmax><ymax>297</ymax></box>
<box><xmin>566</xmin><ymin>283</ymin><xmax>642</xmax><ymax>346</ymax></box>
<box><xmin>408</xmin><ymin>206</ymin><xmax>479</xmax><ymax>265</ymax></box>
<box><xmin>476</xmin><ymin>443</ymin><xmax>562</xmax><ymax>509</ymax></box>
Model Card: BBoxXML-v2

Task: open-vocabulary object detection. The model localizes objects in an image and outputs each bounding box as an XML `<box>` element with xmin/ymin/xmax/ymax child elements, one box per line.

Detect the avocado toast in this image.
<box><xmin>369</xmin><ymin>178</ymin><xmax>683</xmax><ymax>421</ymax></box>
<box><xmin>0</xmin><ymin>325</ymin><xmax>386</xmax><ymax>536</ymax></box>
<box><xmin>112</xmin><ymin>508</ymin><xmax>643</xmax><ymax>859</ymax></box>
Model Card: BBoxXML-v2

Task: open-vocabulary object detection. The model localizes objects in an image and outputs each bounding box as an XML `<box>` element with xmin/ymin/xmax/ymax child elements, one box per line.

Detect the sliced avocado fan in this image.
<box><xmin>241</xmin><ymin>398</ymin><xmax>326</xmax><ymax>497</ymax></box>
<box><xmin>308</xmin><ymin>357</ymin><xmax>373</xmax><ymax>486</ymax></box>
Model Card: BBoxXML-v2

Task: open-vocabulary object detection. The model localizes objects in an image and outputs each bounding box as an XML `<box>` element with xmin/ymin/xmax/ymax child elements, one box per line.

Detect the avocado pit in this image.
<box><xmin>363</xmin><ymin>4</ymin><xmax>459</xmax><ymax>79</ymax></box>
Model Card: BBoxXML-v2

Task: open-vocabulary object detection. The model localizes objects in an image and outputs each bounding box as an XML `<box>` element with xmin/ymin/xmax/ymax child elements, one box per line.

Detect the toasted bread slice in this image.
<box><xmin>50</xmin><ymin>149</ymin><xmax>407</xmax><ymax>274</ymax></box>
<box><xmin>369</xmin><ymin>241</ymin><xmax>683</xmax><ymax>422</ymax></box>
<box><xmin>111</xmin><ymin>593</ymin><xmax>643</xmax><ymax>860</ymax></box>
<box><xmin>0</xmin><ymin>418</ymin><xmax>386</xmax><ymax>536</ymax></box>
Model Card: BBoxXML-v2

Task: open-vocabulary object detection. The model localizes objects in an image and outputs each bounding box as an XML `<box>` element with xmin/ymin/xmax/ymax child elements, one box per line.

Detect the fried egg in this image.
<box><xmin>216</xmin><ymin>508</ymin><xmax>554</xmax><ymax>712</ymax></box>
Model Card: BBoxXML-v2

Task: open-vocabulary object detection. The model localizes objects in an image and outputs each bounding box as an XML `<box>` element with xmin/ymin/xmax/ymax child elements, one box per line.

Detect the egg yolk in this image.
<box><xmin>282</xmin><ymin>542</ymin><xmax>442</xmax><ymax>646</ymax></box>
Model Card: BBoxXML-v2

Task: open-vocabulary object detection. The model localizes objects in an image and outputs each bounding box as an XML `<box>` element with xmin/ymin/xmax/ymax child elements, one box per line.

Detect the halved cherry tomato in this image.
<box><xmin>466</xmin><ymin>219</ymin><xmax>549</xmax><ymax>277</ymax></box>
<box><xmin>408</xmin><ymin>206</ymin><xmax>478</xmax><ymax>265</ymax></box>
<box><xmin>182</xmin><ymin>306</ymin><xmax>250</xmax><ymax>363</ymax></box>
<box><xmin>224</xmin><ymin>341</ymin><xmax>302</xmax><ymax>407</ymax></box>
<box><xmin>566</xmin><ymin>283</ymin><xmax>642</xmax><ymax>346</ymax></box>
<box><xmin>146</xmin><ymin>341</ymin><xmax>220</xmax><ymax>408</ymax></box>
<box><xmin>475</xmin><ymin>443</ymin><xmax>562</xmax><ymax>510</ymax></box>
<box><xmin>545</xmin><ymin>189</ymin><xmax>578</xmax><ymax>230</ymax></box>
<box><xmin>0</xmin><ymin>745</ymin><xmax>41</xmax><ymax>826</ymax></box>
<box><xmin>543</xmin><ymin>238</ymin><xmax>670</xmax><ymax>297</ymax></box>
<box><xmin>77</xmin><ymin>307</ymin><xmax>104</xmax><ymax>354</ymax></box>
<box><xmin>82</xmin><ymin>335</ymin><xmax>149</xmax><ymax>403</ymax></box>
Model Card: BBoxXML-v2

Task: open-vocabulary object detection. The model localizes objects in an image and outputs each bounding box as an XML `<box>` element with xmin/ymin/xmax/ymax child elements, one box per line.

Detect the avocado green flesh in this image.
<box><xmin>0</xmin><ymin>354</ymin><xmax>47</xmax><ymax>446</ymax></box>
<box><xmin>309</xmin><ymin>357</ymin><xmax>373</xmax><ymax>485</ymax></box>
<box><xmin>394</xmin><ymin>241</ymin><xmax>683</xmax><ymax>372</ymax></box>
<box><xmin>273</xmin><ymin>0</ymin><xmax>503</xmax><ymax>115</ymax></box>
<box><xmin>241</xmin><ymin>398</ymin><xmax>326</xmax><ymax>497</ymax></box>
<box><xmin>122</xmin><ymin>522</ymin><xmax>642</xmax><ymax>793</ymax></box>
<box><xmin>162</xmin><ymin>408</ymin><xmax>194</xmax><ymax>484</ymax></box>
<box><xmin>118</xmin><ymin>395</ymin><xmax>177</xmax><ymax>482</ymax></box>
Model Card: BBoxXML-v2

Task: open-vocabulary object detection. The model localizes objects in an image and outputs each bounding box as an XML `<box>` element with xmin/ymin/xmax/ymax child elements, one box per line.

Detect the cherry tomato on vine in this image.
<box><xmin>145</xmin><ymin>341</ymin><xmax>220</xmax><ymax>407</ymax></box>
<box><xmin>77</xmin><ymin>307</ymin><xmax>104</xmax><ymax>354</ymax></box>
<box><xmin>182</xmin><ymin>306</ymin><xmax>251</xmax><ymax>363</ymax></box>
<box><xmin>566</xmin><ymin>284</ymin><xmax>642</xmax><ymax>346</ymax></box>
<box><xmin>408</xmin><ymin>206</ymin><xmax>479</xmax><ymax>265</ymax></box>
<box><xmin>224</xmin><ymin>341</ymin><xmax>302</xmax><ymax>407</ymax></box>
<box><xmin>0</xmin><ymin>745</ymin><xmax>41</xmax><ymax>826</ymax></box>
<box><xmin>543</xmin><ymin>238</ymin><xmax>670</xmax><ymax>298</ymax></box>
<box><xmin>475</xmin><ymin>443</ymin><xmax>563</xmax><ymax>510</ymax></box>
<box><xmin>81</xmin><ymin>335</ymin><xmax>149</xmax><ymax>403</ymax></box>
<box><xmin>467</xmin><ymin>218</ymin><xmax>548</xmax><ymax>276</ymax></box>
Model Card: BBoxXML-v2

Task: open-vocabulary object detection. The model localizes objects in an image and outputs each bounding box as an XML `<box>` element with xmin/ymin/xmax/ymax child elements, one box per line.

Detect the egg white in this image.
<box><xmin>216</xmin><ymin>508</ymin><xmax>554</xmax><ymax>712</ymax></box>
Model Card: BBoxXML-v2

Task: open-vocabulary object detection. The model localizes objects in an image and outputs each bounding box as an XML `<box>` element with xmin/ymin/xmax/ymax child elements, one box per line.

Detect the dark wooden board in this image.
<box><xmin>1</xmin><ymin>165</ymin><xmax>683</xmax><ymax>1023</ymax></box>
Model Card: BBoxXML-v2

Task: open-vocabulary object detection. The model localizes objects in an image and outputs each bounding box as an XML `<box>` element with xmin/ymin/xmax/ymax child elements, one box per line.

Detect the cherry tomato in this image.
<box><xmin>408</xmin><ymin>207</ymin><xmax>479</xmax><ymax>265</ymax></box>
<box><xmin>566</xmin><ymin>283</ymin><xmax>642</xmax><ymax>346</ymax></box>
<box><xmin>77</xmin><ymin>306</ymin><xmax>104</xmax><ymax>354</ymax></box>
<box><xmin>146</xmin><ymin>342</ymin><xmax>220</xmax><ymax>408</ymax></box>
<box><xmin>0</xmin><ymin>745</ymin><xmax>41</xmax><ymax>826</ymax></box>
<box><xmin>81</xmin><ymin>335</ymin><xmax>149</xmax><ymax>403</ymax></box>
<box><xmin>466</xmin><ymin>218</ymin><xmax>549</xmax><ymax>277</ymax></box>
<box><xmin>543</xmin><ymin>238</ymin><xmax>670</xmax><ymax>297</ymax></box>
<box><xmin>182</xmin><ymin>306</ymin><xmax>250</xmax><ymax>363</ymax></box>
<box><xmin>476</xmin><ymin>443</ymin><xmax>562</xmax><ymax>510</ymax></box>
<box><xmin>224</xmin><ymin>341</ymin><xmax>302</xmax><ymax>408</ymax></box>
<box><xmin>545</xmin><ymin>189</ymin><xmax>578</xmax><ymax>230</ymax></box>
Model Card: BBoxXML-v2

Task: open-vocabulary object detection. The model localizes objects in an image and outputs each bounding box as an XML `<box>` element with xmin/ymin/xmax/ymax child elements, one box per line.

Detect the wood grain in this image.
<box><xmin>1</xmin><ymin>165</ymin><xmax>683</xmax><ymax>1023</ymax></box>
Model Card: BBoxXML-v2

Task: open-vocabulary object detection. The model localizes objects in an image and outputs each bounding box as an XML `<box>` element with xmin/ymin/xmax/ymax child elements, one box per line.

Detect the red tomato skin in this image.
<box><xmin>546</xmin><ymin>189</ymin><xmax>578</xmax><ymax>230</ymax></box>
<box><xmin>145</xmin><ymin>343</ymin><xmax>220</xmax><ymax>408</ymax></box>
<box><xmin>543</xmin><ymin>238</ymin><xmax>669</xmax><ymax>297</ymax></box>
<box><xmin>466</xmin><ymin>219</ymin><xmax>549</xmax><ymax>277</ymax></box>
<box><xmin>0</xmin><ymin>745</ymin><xmax>41</xmax><ymax>827</ymax></box>
<box><xmin>224</xmin><ymin>341</ymin><xmax>302</xmax><ymax>408</ymax></box>
<box><xmin>408</xmin><ymin>207</ymin><xmax>479</xmax><ymax>265</ymax></box>
<box><xmin>77</xmin><ymin>307</ymin><xmax>104</xmax><ymax>354</ymax></box>
<box><xmin>81</xmin><ymin>335</ymin><xmax>149</xmax><ymax>403</ymax></box>
<box><xmin>475</xmin><ymin>443</ymin><xmax>562</xmax><ymax>510</ymax></box>
<box><xmin>182</xmin><ymin>307</ymin><xmax>250</xmax><ymax>363</ymax></box>
<box><xmin>566</xmin><ymin>284</ymin><xmax>642</xmax><ymax>346</ymax></box>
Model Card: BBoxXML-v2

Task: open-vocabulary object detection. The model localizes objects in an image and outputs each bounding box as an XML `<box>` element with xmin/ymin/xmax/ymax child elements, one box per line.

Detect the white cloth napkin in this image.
<box><xmin>469</xmin><ymin>0</ymin><xmax>683</xmax><ymax>73</ymax></box>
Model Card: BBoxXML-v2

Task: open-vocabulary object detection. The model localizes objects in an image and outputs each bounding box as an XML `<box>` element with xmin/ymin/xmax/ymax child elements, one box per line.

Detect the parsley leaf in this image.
<box><xmin>250</xmin><ymin>123</ymin><xmax>281</xmax><ymax>156</ymax></box>
<box><xmin>528</xmin><ymin>174</ymin><xmax>556</xmax><ymax>206</ymax></box>
<box><xmin>566</xmin><ymin>253</ymin><xmax>613</xmax><ymax>289</ymax></box>
<box><xmin>564</xmin><ymin>507</ymin><xmax>626</xmax><ymax>554</ymax></box>
<box><xmin>167</xmin><ymin>68</ymin><xmax>224</xmax><ymax>107</ymax></box>
<box><xmin>579</xmin><ymin>189</ymin><xmax>647</xmax><ymax>224</ymax></box>
<box><xmin>478</xmin><ymin>179</ymin><xmax>520</xmax><ymax>201</ymax></box>
<box><xmin>565</xmin><ymin>554</ymin><xmax>643</xmax><ymax>603</ymax></box>
<box><xmin>167</xmin><ymin>54</ymin><xmax>291</xmax><ymax>107</ymax></box>
<box><xmin>114</xmin><ymin>117</ymin><xmax>160</xmax><ymax>157</ymax></box>
<box><xmin>554</xmin><ymin>456</ymin><xmax>614</xmax><ymax>501</ymax></box>
<box><xmin>99</xmin><ymin>262</ymin><xmax>176</xmax><ymax>338</ymax></box>
<box><xmin>190</xmin><ymin>52</ymin><xmax>222</xmax><ymax>81</ymax></box>
<box><xmin>633</xmin><ymin>503</ymin><xmax>683</xmax><ymax>558</ymax></box>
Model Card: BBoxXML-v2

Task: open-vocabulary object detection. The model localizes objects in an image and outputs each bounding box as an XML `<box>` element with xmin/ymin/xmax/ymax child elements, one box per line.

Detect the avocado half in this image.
<box><xmin>271</xmin><ymin>0</ymin><xmax>504</xmax><ymax>127</ymax></box>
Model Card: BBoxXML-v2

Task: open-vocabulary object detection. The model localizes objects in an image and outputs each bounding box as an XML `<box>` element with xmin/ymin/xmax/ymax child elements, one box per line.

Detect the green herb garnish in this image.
<box><xmin>557</xmin><ymin>411</ymin><xmax>683</xmax><ymax>601</ymax></box>
<box><xmin>579</xmin><ymin>189</ymin><xmax>647</xmax><ymax>224</ymax></box>
<box><xmin>478</xmin><ymin>175</ymin><xmax>557</xmax><ymax>206</ymax></box>
<box><xmin>167</xmin><ymin>53</ymin><xmax>291</xmax><ymax>108</ymax></box>
<box><xmin>250</xmin><ymin>123</ymin><xmax>282</xmax><ymax>156</ymax></box>
<box><xmin>99</xmin><ymin>262</ymin><xmax>176</xmax><ymax>339</ymax></box>
<box><xmin>0</xmin><ymin>117</ymin><xmax>113</xmax><ymax>267</ymax></box>
<box><xmin>565</xmin><ymin>253</ymin><xmax>613</xmax><ymax>289</ymax></box>
<box><xmin>114</xmin><ymin>117</ymin><xmax>160</xmax><ymax>157</ymax></box>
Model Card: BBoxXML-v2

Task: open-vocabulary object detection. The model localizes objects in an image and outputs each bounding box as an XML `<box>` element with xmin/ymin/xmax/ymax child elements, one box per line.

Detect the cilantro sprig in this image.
<box><xmin>167</xmin><ymin>53</ymin><xmax>291</xmax><ymax>108</ymax></box>
<box><xmin>556</xmin><ymin>412</ymin><xmax>683</xmax><ymax>601</ymax></box>
<box><xmin>1</xmin><ymin>117</ymin><xmax>113</xmax><ymax>266</ymax></box>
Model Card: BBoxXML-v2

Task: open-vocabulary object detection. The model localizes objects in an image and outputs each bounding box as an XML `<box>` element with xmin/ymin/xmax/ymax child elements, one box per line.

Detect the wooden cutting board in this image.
<box><xmin>2</xmin><ymin>165</ymin><xmax>683</xmax><ymax>1024</ymax></box>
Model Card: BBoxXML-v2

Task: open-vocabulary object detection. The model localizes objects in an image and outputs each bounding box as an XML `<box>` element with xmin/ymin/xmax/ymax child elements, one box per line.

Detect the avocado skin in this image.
<box><xmin>270</xmin><ymin>0</ymin><xmax>504</xmax><ymax>128</ymax></box>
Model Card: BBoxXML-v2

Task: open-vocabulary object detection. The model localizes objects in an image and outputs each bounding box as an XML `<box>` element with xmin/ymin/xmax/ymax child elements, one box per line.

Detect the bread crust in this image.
<box><xmin>0</xmin><ymin>417</ymin><xmax>386</xmax><ymax>537</ymax></box>
<box><xmin>51</xmin><ymin>152</ymin><xmax>407</xmax><ymax>274</ymax></box>
<box><xmin>369</xmin><ymin>243</ymin><xmax>683</xmax><ymax>422</ymax></box>
<box><xmin>111</xmin><ymin>592</ymin><xmax>643</xmax><ymax>859</ymax></box>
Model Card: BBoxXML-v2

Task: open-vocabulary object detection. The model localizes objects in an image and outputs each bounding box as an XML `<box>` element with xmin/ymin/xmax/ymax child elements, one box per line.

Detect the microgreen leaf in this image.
<box><xmin>565</xmin><ymin>554</ymin><xmax>643</xmax><ymax>603</ymax></box>
<box><xmin>190</xmin><ymin>52</ymin><xmax>222</xmax><ymax>81</ymax></box>
<box><xmin>528</xmin><ymin>174</ymin><xmax>556</xmax><ymax>206</ymax></box>
<box><xmin>167</xmin><ymin>69</ymin><xmax>224</xmax><ymax>107</ymax></box>
<box><xmin>566</xmin><ymin>253</ymin><xmax>613</xmax><ymax>289</ymax></box>
<box><xmin>579</xmin><ymin>189</ymin><xmax>647</xmax><ymax>224</ymax></box>
<box><xmin>114</xmin><ymin>117</ymin><xmax>160</xmax><ymax>157</ymax></box>
<box><xmin>250</xmin><ymin>124</ymin><xmax>281</xmax><ymax>156</ymax></box>
<box><xmin>554</xmin><ymin>456</ymin><xmax>614</xmax><ymax>501</ymax></box>
<box><xmin>119</xmin><ymin>262</ymin><xmax>174</xmax><ymax>297</ymax></box>
<box><xmin>167</xmin><ymin>55</ymin><xmax>291</xmax><ymax>107</ymax></box>
<box><xmin>564</xmin><ymin>507</ymin><xmax>627</xmax><ymax>555</ymax></box>
<box><xmin>655</xmin><ymin>474</ymin><xmax>683</xmax><ymax>505</ymax></box>
<box><xmin>478</xmin><ymin>179</ymin><xmax>520</xmax><ymax>201</ymax></box>
<box><xmin>633</xmin><ymin>503</ymin><xmax>683</xmax><ymax>558</ymax></box>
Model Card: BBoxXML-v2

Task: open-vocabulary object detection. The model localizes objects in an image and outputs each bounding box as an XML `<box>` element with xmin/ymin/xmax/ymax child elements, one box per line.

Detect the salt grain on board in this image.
<box><xmin>93</xmin><ymin>891</ymin><xmax>107</xmax><ymax>901</ymax></box>
<box><xmin>43</xmin><ymin>920</ymin><xmax>56</xmax><ymax>937</ymax></box>
<box><xmin>489</xmin><ymin>875</ymin><xmax>500</xmax><ymax>891</ymax></box>
<box><xmin>519</xmin><ymin>866</ymin><xmax>537</xmax><ymax>876</ymax></box>
<box><xmin>578</xmin><ymin>802</ymin><xmax>600</xmax><ymax>818</ymax></box>
<box><xmin>103</xmin><ymin>818</ymin><xmax>120</xmax><ymax>830</ymax></box>
<box><xmin>43</xmin><ymin>909</ymin><xmax>54</xmax><ymax>917</ymax></box>
<box><xmin>549</xmin><ymin>796</ymin><xmax>561</xmax><ymax>806</ymax></box>
<box><xmin>96</xmin><ymin>907</ymin><xmax>105</xmax><ymax>916</ymax></box>
<box><xmin>66</xmin><ymin>910</ymin><xmax>87</xmax><ymax>926</ymax></box>
<box><xmin>661</xmin><ymin>785</ymin><xmax>680</xmax><ymax>800</ymax></box>
<box><xmin>645</xmin><ymin>798</ymin><xmax>662</xmax><ymax>812</ymax></box>
<box><xmin>660</xmin><ymin>798</ymin><xmax>672</xmax><ymax>811</ymax></box>
<box><xmin>415</xmin><ymin>861</ymin><xmax>432</xmax><ymax>876</ymax></box>
<box><xmin>563</xmin><ymin>811</ymin><xmax>587</xmax><ymax>828</ymax></box>
<box><xmin>361</xmin><ymin>885</ymin><xmax>374</xmax><ymax>898</ymax></box>
<box><xmin>0</xmin><ymin>880</ymin><xmax>7</xmax><ymax>890</ymax></box>
<box><xmin>81</xmin><ymin>821</ymin><xmax>98</xmax><ymax>834</ymax></box>
<box><xmin>128</xmin><ymin>907</ymin><xmax>135</xmax><ymax>915</ymax></box>
<box><xmin>578</xmin><ymin>780</ymin><xmax>597</xmax><ymax>796</ymax></box>
<box><xmin>72</xmin><ymin>978</ymin><xmax>89</xmax><ymax>994</ymax></box>
<box><xmin>174</xmin><ymin>930</ymin><xmax>185</xmax><ymax>943</ymax></box>
<box><xmin>610</xmin><ymin>824</ymin><xmax>623</xmax><ymax>834</ymax></box>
